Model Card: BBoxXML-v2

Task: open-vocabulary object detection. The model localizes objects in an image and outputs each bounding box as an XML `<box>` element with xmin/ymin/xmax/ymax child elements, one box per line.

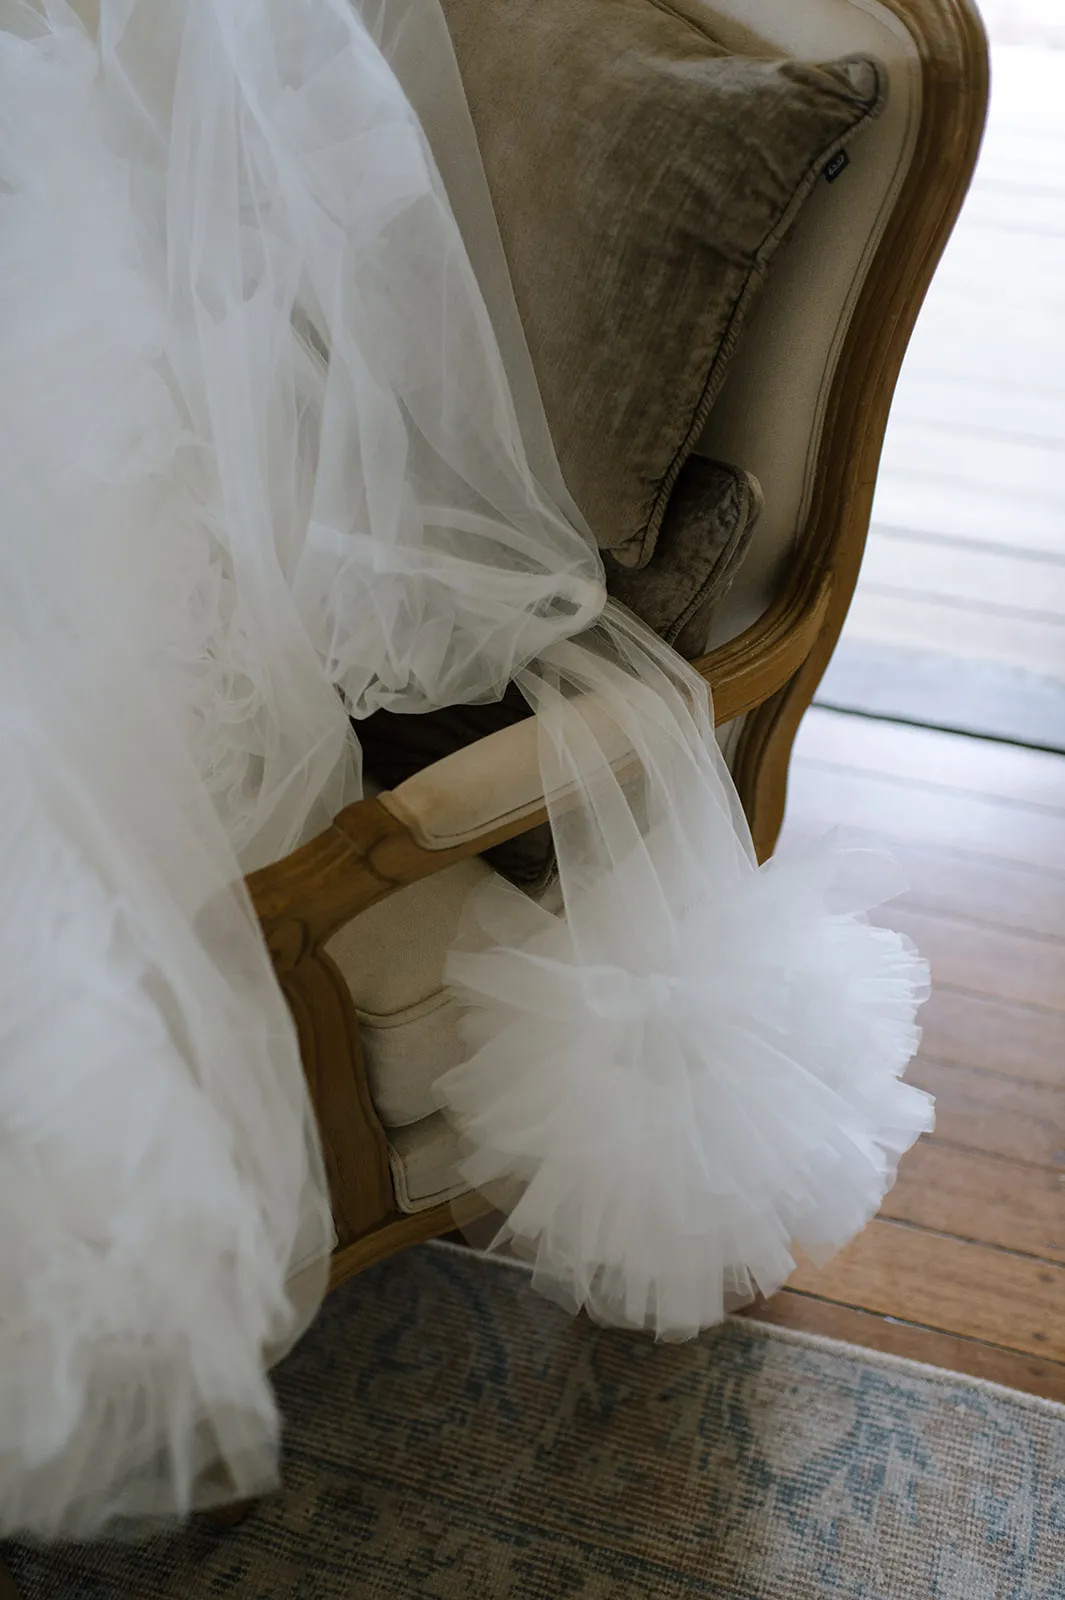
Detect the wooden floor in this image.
<box><xmin>757</xmin><ymin>22</ymin><xmax>1065</xmax><ymax>1400</ymax></box>
<box><xmin>841</xmin><ymin>38</ymin><xmax>1065</xmax><ymax>691</ymax></box>
<box><xmin>747</xmin><ymin>705</ymin><xmax>1065</xmax><ymax>1400</ymax></box>
<box><xmin>978</xmin><ymin>0</ymin><xmax>1065</xmax><ymax>49</ymax></box>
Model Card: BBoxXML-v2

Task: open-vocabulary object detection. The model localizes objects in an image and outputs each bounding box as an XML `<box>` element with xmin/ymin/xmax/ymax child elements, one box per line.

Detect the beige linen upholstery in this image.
<box><xmin>696</xmin><ymin>0</ymin><xmax>921</xmax><ymax>652</ymax></box>
<box><xmin>326</xmin><ymin>860</ymin><xmax>525</xmax><ymax>1211</ymax></box>
<box><xmin>327</xmin><ymin>859</ymin><xmax>492</xmax><ymax>1131</ymax></box>
<box><xmin>328</xmin><ymin>0</ymin><xmax>925</xmax><ymax>1214</ymax></box>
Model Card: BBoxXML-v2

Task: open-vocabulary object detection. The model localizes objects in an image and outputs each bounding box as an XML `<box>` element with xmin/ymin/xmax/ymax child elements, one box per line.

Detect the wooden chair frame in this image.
<box><xmin>245</xmin><ymin>0</ymin><xmax>990</xmax><ymax>1295</ymax></box>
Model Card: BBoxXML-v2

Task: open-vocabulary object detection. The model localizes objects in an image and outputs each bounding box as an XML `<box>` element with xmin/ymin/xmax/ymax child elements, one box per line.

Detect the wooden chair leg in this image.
<box><xmin>731</xmin><ymin>683</ymin><xmax>805</xmax><ymax>862</ymax></box>
<box><xmin>204</xmin><ymin>1498</ymin><xmax>259</xmax><ymax>1530</ymax></box>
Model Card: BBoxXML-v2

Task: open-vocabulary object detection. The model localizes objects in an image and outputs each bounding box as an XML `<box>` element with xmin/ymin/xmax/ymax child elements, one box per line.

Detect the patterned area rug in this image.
<box><xmin>8</xmin><ymin>1244</ymin><xmax>1065</xmax><ymax>1598</ymax></box>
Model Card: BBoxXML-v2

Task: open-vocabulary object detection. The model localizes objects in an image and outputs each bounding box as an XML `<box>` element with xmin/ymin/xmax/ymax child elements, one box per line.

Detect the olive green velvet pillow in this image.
<box><xmin>441</xmin><ymin>0</ymin><xmax>886</xmax><ymax>567</ymax></box>
<box><xmin>605</xmin><ymin>454</ymin><xmax>763</xmax><ymax>658</ymax></box>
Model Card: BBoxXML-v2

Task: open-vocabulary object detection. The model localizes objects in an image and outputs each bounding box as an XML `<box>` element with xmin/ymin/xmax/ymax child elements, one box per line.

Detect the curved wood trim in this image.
<box><xmin>249</xmin><ymin>790</ymin><xmax>557</xmax><ymax>957</ymax></box>
<box><xmin>279</xmin><ymin>949</ymin><xmax>393</xmax><ymax>1245</ymax></box>
<box><xmin>328</xmin><ymin>1197</ymin><xmax>493</xmax><ymax>1291</ymax></box>
<box><xmin>692</xmin><ymin>571</ymin><xmax>833</xmax><ymax>723</ymax></box>
<box><xmin>732</xmin><ymin>0</ymin><xmax>990</xmax><ymax>856</ymax></box>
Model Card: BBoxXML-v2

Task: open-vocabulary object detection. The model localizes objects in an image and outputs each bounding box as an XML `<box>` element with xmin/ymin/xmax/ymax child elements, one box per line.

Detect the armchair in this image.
<box><xmin>245</xmin><ymin>0</ymin><xmax>989</xmax><ymax>1292</ymax></box>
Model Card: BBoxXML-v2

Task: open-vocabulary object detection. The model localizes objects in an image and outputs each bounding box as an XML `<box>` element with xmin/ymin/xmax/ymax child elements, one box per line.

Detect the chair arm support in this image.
<box><xmin>246</xmin><ymin>567</ymin><xmax>834</xmax><ymax>956</ymax></box>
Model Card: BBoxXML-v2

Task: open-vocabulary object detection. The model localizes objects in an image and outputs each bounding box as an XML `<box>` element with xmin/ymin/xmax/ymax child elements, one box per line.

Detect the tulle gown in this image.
<box><xmin>0</xmin><ymin>0</ymin><xmax>931</xmax><ymax>1539</ymax></box>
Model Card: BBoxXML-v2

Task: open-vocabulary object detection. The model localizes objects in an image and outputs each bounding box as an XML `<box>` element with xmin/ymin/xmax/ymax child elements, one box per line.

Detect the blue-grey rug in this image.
<box><xmin>7</xmin><ymin>1242</ymin><xmax>1065</xmax><ymax>1598</ymax></box>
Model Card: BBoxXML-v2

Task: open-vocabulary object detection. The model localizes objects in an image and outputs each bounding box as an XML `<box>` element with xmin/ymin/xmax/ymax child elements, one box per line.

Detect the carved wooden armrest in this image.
<box><xmin>246</xmin><ymin>565</ymin><xmax>834</xmax><ymax>952</ymax></box>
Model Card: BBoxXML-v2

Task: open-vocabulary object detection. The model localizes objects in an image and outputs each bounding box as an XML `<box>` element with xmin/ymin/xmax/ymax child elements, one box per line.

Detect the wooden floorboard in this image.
<box><xmin>858</xmin><ymin>535</ymin><xmax>1065</xmax><ymax>622</ymax></box>
<box><xmin>787</xmin><ymin>1220</ymin><xmax>1065</xmax><ymax>1364</ymax></box>
<box><xmin>783</xmin><ymin>755</ymin><xmax>1065</xmax><ymax>870</ymax></box>
<box><xmin>790</xmin><ymin>712</ymin><xmax>1065</xmax><ymax>938</ymax></box>
<box><xmin>905</xmin><ymin>1059</ymin><xmax>1065</xmax><ymax>1171</ymax></box>
<box><xmin>882</xmin><ymin>1141</ymin><xmax>1065</xmax><ymax>1260</ymax></box>
<box><xmin>881</xmin><ymin>906</ymin><xmax>1064</xmax><ymax>1013</ymax></box>
<box><xmin>784</xmin><ymin>759</ymin><xmax>1065</xmax><ymax>872</ymax></box>
<box><xmin>750</xmin><ymin>711</ymin><xmax>1065</xmax><ymax>1402</ymax></box>
<box><xmin>916</xmin><ymin>988</ymin><xmax>1065</xmax><ymax>1085</ymax></box>
<box><xmin>882</xmin><ymin>422</ymin><xmax>1065</xmax><ymax>508</ymax></box>
<box><xmin>978</xmin><ymin>6</ymin><xmax>1065</xmax><ymax>54</ymax></box>
<box><xmin>795</xmin><ymin>705</ymin><xmax>1065</xmax><ymax>803</ymax></box>
<box><xmin>788</xmin><ymin>827</ymin><xmax>1065</xmax><ymax>941</ymax></box>
<box><xmin>873</xmin><ymin>472</ymin><xmax>1065</xmax><ymax>558</ymax></box>
<box><xmin>896</xmin><ymin>373</ymin><xmax>1065</xmax><ymax>443</ymax></box>
<box><xmin>747</xmin><ymin>1295</ymin><xmax>1065</xmax><ymax>1404</ymax></box>
<box><xmin>844</xmin><ymin>589</ymin><xmax>1065</xmax><ymax>683</ymax></box>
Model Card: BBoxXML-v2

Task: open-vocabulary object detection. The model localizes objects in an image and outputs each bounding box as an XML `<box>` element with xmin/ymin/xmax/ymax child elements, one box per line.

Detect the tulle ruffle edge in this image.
<box><xmin>440</xmin><ymin>837</ymin><xmax>932</xmax><ymax>1341</ymax></box>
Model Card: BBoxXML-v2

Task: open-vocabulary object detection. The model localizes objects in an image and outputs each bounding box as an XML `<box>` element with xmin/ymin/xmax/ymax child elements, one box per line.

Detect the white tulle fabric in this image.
<box><xmin>0</xmin><ymin>0</ymin><xmax>930</xmax><ymax>1540</ymax></box>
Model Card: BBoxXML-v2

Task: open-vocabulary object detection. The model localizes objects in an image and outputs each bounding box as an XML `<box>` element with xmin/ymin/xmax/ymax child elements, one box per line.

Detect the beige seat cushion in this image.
<box><xmin>326</xmin><ymin>856</ymin><xmax>493</xmax><ymax>1132</ymax></box>
<box><xmin>442</xmin><ymin>0</ymin><xmax>885</xmax><ymax>568</ymax></box>
<box><xmin>387</xmin><ymin>1115</ymin><xmax>468</xmax><ymax>1213</ymax></box>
